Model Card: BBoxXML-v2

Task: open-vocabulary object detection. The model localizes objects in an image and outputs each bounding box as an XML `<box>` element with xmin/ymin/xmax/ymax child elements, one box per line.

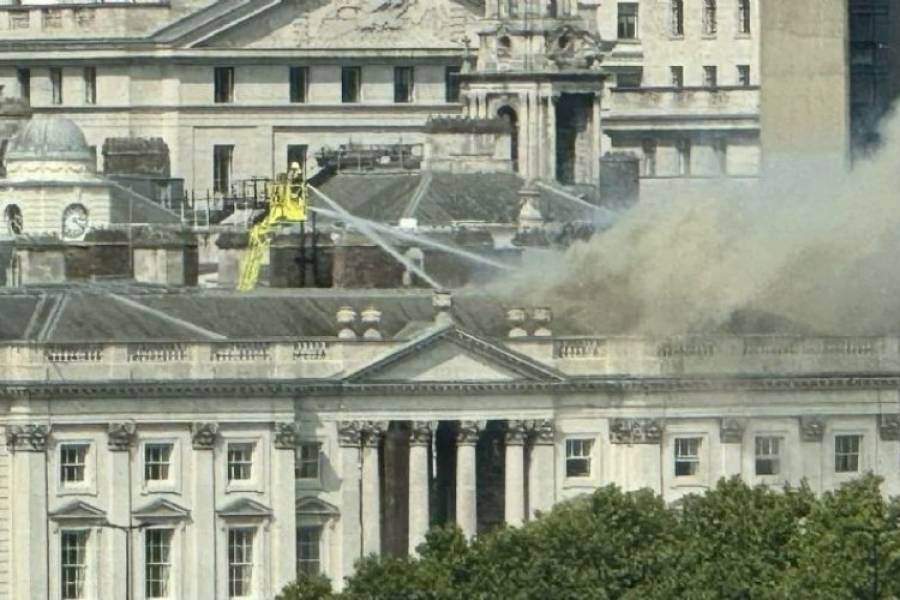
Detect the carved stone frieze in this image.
<box><xmin>6</xmin><ymin>423</ymin><xmax>50</xmax><ymax>452</ymax></box>
<box><xmin>800</xmin><ymin>416</ymin><xmax>826</xmax><ymax>442</ymax></box>
<box><xmin>191</xmin><ymin>422</ymin><xmax>219</xmax><ymax>450</ymax></box>
<box><xmin>505</xmin><ymin>420</ymin><xmax>530</xmax><ymax>445</ymax></box>
<box><xmin>107</xmin><ymin>421</ymin><xmax>136</xmax><ymax>451</ymax></box>
<box><xmin>273</xmin><ymin>422</ymin><xmax>299</xmax><ymax>450</ymax></box>
<box><xmin>879</xmin><ymin>414</ymin><xmax>900</xmax><ymax>441</ymax></box>
<box><xmin>719</xmin><ymin>419</ymin><xmax>746</xmax><ymax>444</ymax></box>
<box><xmin>528</xmin><ymin>419</ymin><xmax>555</xmax><ymax>445</ymax></box>
<box><xmin>409</xmin><ymin>421</ymin><xmax>436</xmax><ymax>446</ymax></box>
<box><xmin>609</xmin><ymin>419</ymin><xmax>664</xmax><ymax>445</ymax></box>
<box><xmin>456</xmin><ymin>420</ymin><xmax>485</xmax><ymax>445</ymax></box>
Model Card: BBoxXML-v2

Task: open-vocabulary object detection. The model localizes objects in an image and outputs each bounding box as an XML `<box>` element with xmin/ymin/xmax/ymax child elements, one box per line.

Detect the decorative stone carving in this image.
<box><xmin>360</xmin><ymin>421</ymin><xmax>389</xmax><ymax>448</ymax></box>
<box><xmin>107</xmin><ymin>421</ymin><xmax>136</xmax><ymax>451</ymax></box>
<box><xmin>879</xmin><ymin>414</ymin><xmax>900</xmax><ymax>441</ymax></box>
<box><xmin>409</xmin><ymin>421</ymin><xmax>436</xmax><ymax>446</ymax></box>
<box><xmin>533</xmin><ymin>307</ymin><xmax>553</xmax><ymax>337</ymax></box>
<box><xmin>456</xmin><ymin>420</ymin><xmax>485</xmax><ymax>445</ymax></box>
<box><xmin>361</xmin><ymin>307</ymin><xmax>383</xmax><ymax>341</ymax></box>
<box><xmin>273</xmin><ymin>422</ymin><xmax>299</xmax><ymax>450</ymax></box>
<box><xmin>609</xmin><ymin>419</ymin><xmax>664</xmax><ymax>445</ymax></box>
<box><xmin>528</xmin><ymin>419</ymin><xmax>556</xmax><ymax>445</ymax></box>
<box><xmin>191</xmin><ymin>422</ymin><xmax>219</xmax><ymax>450</ymax></box>
<box><xmin>6</xmin><ymin>423</ymin><xmax>50</xmax><ymax>452</ymax></box>
<box><xmin>545</xmin><ymin>25</ymin><xmax>609</xmax><ymax>71</ymax></box>
<box><xmin>336</xmin><ymin>306</ymin><xmax>357</xmax><ymax>340</ymax></box>
<box><xmin>800</xmin><ymin>416</ymin><xmax>826</xmax><ymax>442</ymax></box>
<box><xmin>507</xmin><ymin>307</ymin><xmax>527</xmax><ymax>338</ymax></box>
<box><xmin>719</xmin><ymin>419</ymin><xmax>746</xmax><ymax>444</ymax></box>
<box><xmin>337</xmin><ymin>421</ymin><xmax>363</xmax><ymax>447</ymax></box>
<box><xmin>505</xmin><ymin>420</ymin><xmax>530</xmax><ymax>445</ymax></box>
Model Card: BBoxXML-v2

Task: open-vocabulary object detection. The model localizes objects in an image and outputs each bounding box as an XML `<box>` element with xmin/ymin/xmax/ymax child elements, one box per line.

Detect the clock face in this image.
<box><xmin>62</xmin><ymin>204</ymin><xmax>89</xmax><ymax>240</ymax></box>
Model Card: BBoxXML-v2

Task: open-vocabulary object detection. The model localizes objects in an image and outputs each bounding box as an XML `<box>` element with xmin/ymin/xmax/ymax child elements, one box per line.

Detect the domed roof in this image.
<box><xmin>5</xmin><ymin>118</ymin><xmax>93</xmax><ymax>162</ymax></box>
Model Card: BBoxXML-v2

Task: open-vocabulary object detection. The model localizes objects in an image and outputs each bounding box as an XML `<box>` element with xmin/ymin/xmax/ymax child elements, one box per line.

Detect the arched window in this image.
<box><xmin>497</xmin><ymin>106</ymin><xmax>519</xmax><ymax>173</ymax></box>
<box><xmin>703</xmin><ymin>0</ymin><xmax>717</xmax><ymax>35</ymax></box>
<box><xmin>497</xmin><ymin>35</ymin><xmax>512</xmax><ymax>59</ymax></box>
<box><xmin>4</xmin><ymin>204</ymin><xmax>22</xmax><ymax>235</ymax></box>
<box><xmin>738</xmin><ymin>0</ymin><xmax>751</xmax><ymax>35</ymax></box>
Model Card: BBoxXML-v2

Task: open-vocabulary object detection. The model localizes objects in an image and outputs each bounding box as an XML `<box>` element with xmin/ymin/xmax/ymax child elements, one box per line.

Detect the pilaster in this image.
<box><xmin>106</xmin><ymin>421</ymin><xmax>135</xmax><ymax>600</ymax></box>
<box><xmin>360</xmin><ymin>421</ymin><xmax>386</xmax><ymax>556</ymax></box>
<box><xmin>337</xmin><ymin>421</ymin><xmax>362</xmax><ymax>580</ymax></box>
<box><xmin>272</xmin><ymin>422</ymin><xmax>298</xmax><ymax>591</ymax></box>
<box><xmin>799</xmin><ymin>416</ymin><xmax>826</xmax><ymax>494</ymax></box>
<box><xmin>718</xmin><ymin>419</ymin><xmax>745</xmax><ymax>479</ymax></box>
<box><xmin>527</xmin><ymin>419</ymin><xmax>555</xmax><ymax>518</ymax></box>
<box><xmin>408</xmin><ymin>421</ymin><xmax>434</xmax><ymax>554</ymax></box>
<box><xmin>190</xmin><ymin>421</ymin><xmax>218</xmax><ymax>600</ymax></box>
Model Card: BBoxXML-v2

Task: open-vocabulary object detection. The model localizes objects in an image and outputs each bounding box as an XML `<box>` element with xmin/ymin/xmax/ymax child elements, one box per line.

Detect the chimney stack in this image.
<box><xmin>361</xmin><ymin>307</ymin><xmax>383</xmax><ymax>340</ymax></box>
<box><xmin>507</xmin><ymin>307</ymin><xmax>527</xmax><ymax>337</ymax></box>
<box><xmin>433</xmin><ymin>290</ymin><xmax>453</xmax><ymax>325</ymax></box>
<box><xmin>336</xmin><ymin>306</ymin><xmax>358</xmax><ymax>340</ymax></box>
<box><xmin>533</xmin><ymin>307</ymin><xmax>552</xmax><ymax>337</ymax></box>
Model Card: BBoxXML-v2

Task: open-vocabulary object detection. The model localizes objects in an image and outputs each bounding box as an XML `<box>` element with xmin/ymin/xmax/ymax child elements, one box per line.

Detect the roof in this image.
<box><xmin>6</xmin><ymin>118</ymin><xmax>92</xmax><ymax>163</ymax></box>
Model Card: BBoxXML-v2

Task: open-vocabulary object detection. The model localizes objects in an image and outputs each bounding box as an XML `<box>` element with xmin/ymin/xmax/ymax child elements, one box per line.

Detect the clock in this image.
<box><xmin>62</xmin><ymin>204</ymin><xmax>89</xmax><ymax>240</ymax></box>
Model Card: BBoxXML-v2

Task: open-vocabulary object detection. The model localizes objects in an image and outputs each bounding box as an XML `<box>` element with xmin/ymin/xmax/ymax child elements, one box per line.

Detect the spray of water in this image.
<box><xmin>504</xmin><ymin>111</ymin><xmax>900</xmax><ymax>336</ymax></box>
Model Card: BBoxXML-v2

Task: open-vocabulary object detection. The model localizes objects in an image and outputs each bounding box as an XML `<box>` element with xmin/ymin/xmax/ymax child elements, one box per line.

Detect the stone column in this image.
<box><xmin>190</xmin><ymin>422</ymin><xmax>218</xmax><ymax>600</ymax></box>
<box><xmin>592</xmin><ymin>92</ymin><xmax>602</xmax><ymax>182</ymax></box>
<box><xmin>878</xmin><ymin>415</ymin><xmax>900</xmax><ymax>497</ymax></box>
<box><xmin>338</xmin><ymin>422</ymin><xmax>362</xmax><ymax>580</ymax></box>
<box><xmin>800</xmin><ymin>416</ymin><xmax>825</xmax><ymax>494</ymax></box>
<box><xmin>408</xmin><ymin>421</ymin><xmax>434</xmax><ymax>554</ymax></box>
<box><xmin>7</xmin><ymin>423</ymin><xmax>50</xmax><ymax>600</ymax></box>
<box><xmin>360</xmin><ymin>421</ymin><xmax>387</xmax><ymax>556</ymax></box>
<box><xmin>519</xmin><ymin>93</ymin><xmax>530</xmax><ymax>180</ymax></box>
<box><xmin>272</xmin><ymin>423</ymin><xmax>299</xmax><ymax>592</ymax></box>
<box><xmin>719</xmin><ymin>419</ymin><xmax>745</xmax><ymax>478</ymax></box>
<box><xmin>549</xmin><ymin>95</ymin><xmax>558</xmax><ymax>181</ymax></box>
<box><xmin>106</xmin><ymin>422</ymin><xmax>136</xmax><ymax>600</ymax></box>
<box><xmin>527</xmin><ymin>419</ymin><xmax>555</xmax><ymax>519</ymax></box>
<box><xmin>455</xmin><ymin>420</ymin><xmax>483</xmax><ymax>537</ymax></box>
<box><xmin>504</xmin><ymin>421</ymin><xmax>528</xmax><ymax>527</ymax></box>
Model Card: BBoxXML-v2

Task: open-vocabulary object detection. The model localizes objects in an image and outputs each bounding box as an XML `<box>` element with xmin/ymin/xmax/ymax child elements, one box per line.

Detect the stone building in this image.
<box><xmin>1</xmin><ymin>287</ymin><xmax>899</xmax><ymax>599</ymax></box>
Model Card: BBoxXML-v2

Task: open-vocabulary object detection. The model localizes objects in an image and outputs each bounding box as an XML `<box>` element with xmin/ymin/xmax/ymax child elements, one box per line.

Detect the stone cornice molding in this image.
<box><xmin>719</xmin><ymin>418</ymin><xmax>746</xmax><ymax>444</ymax></box>
<box><xmin>273</xmin><ymin>422</ymin><xmax>299</xmax><ymax>450</ymax></box>
<box><xmin>6</xmin><ymin>423</ymin><xmax>50</xmax><ymax>452</ymax></box>
<box><xmin>107</xmin><ymin>421</ymin><xmax>136</xmax><ymax>451</ymax></box>
<box><xmin>800</xmin><ymin>416</ymin><xmax>827</xmax><ymax>442</ymax></box>
<box><xmin>409</xmin><ymin>421</ymin><xmax>437</xmax><ymax>446</ymax></box>
<box><xmin>457</xmin><ymin>420</ymin><xmax>485</xmax><ymax>445</ymax></box>
<box><xmin>879</xmin><ymin>414</ymin><xmax>900</xmax><ymax>441</ymax></box>
<box><xmin>191</xmin><ymin>421</ymin><xmax>219</xmax><ymax>450</ymax></box>
<box><xmin>609</xmin><ymin>418</ymin><xmax>663</xmax><ymax>445</ymax></box>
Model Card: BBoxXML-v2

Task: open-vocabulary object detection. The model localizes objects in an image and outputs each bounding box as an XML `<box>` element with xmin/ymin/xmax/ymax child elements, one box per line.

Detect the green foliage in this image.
<box><xmin>281</xmin><ymin>476</ymin><xmax>900</xmax><ymax>599</ymax></box>
<box><xmin>275</xmin><ymin>573</ymin><xmax>334</xmax><ymax>600</ymax></box>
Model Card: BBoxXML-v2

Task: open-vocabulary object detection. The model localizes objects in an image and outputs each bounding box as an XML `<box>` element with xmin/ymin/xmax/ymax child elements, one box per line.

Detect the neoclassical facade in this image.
<box><xmin>1</xmin><ymin>288</ymin><xmax>899</xmax><ymax>599</ymax></box>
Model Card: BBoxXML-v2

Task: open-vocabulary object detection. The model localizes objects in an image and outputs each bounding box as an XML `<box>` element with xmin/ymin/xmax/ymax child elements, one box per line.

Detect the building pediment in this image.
<box><xmin>49</xmin><ymin>500</ymin><xmax>106</xmax><ymax>525</ymax></box>
<box><xmin>296</xmin><ymin>496</ymin><xmax>340</xmax><ymax>517</ymax></box>
<box><xmin>217</xmin><ymin>498</ymin><xmax>273</xmax><ymax>520</ymax></box>
<box><xmin>133</xmin><ymin>498</ymin><xmax>191</xmax><ymax>524</ymax></box>
<box><xmin>345</xmin><ymin>325</ymin><xmax>564</xmax><ymax>383</ymax></box>
<box><xmin>191</xmin><ymin>0</ymin><xmax>480</xmax><ymax>51</ymax></box>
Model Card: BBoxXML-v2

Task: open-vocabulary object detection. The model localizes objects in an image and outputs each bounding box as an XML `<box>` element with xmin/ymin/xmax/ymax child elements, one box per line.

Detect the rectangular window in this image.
<box><xmin>228</xmin><ymin>528</ymin><xmax>254</xmax><ymax>598</ymax></box>
<box><xmin>213</xmin><ymin>145</ymin><xmax>234</xmax><ymax>195</ymax></box>
<box><xmin>738</xmin><ymin>0</ymin><xmax>751</xmax><ymax>35</ymax></box>
<box><xmin>703</xmin><ymin>0</ymin><xmax>717</xmax><ymax>35</ymax></box>
<box><xmin>835</xmin><ymin>434</ymin><xmax>862</xmax><ymax>473</ymax></box>
<box><xmin>677</xmin><ymin>138</ymin><xmax>692</xmax><ymax>176</ymax></box>
<box><xmin>296</xmin><ymin>526</ymin><xmax>322</xmax><ymax>576</ymax></box>
<box><xmin>394</xmin><ymin>66</ymin><xmax>414</xmax><ymax>103</ymax></box>
<box><xmin>214</xmin><ymin>66</ymin><xmax>234</xmax><ymax>104</ymax></box>
<box><xmin>616</xmin><ymin>72</ymin><xmax>642</xmax><ymax>89</ymax></box>
<box><xmin>227</xmin><ymin>443</ymin><xmax>254</xmax><ymax>482</ymax></box>
<box><xmin>737</xmin><ymin>65</ymin><xmax>751</xmax><ymax>87</ymax></box>
<box><xmin>565</xmin><ymin>439</ymin><xmax>593</xmax><ymax>478</ymax></box>
<box><xmin>289</xmin><ymin>66</ymin><xmax>308</xmax><ymax>104</ymax></box>
<box><xmin>754</xmin><ymin>436</ymin><xmax>781</xmax><ymax>476</ymax></box>
<box><xmin>642</xmin><ymin>139</ymin><xmax>657</xmax><ymax>177</ymax></box>
<box><xmin>60</xmin><ymin>444</ymin><xmax>88</xmax><ymax>484</ymax></box>
<box><xmin>671</xmin><ymin>66</ymin><xmax>684</xmax><ymax>89</ymax></box>
<box><xmin>674</xmin><ymin>437</ymin><xmax>701</xmax><ymax>476</ymax></box>
<box><xmin>17</xmin><ymin>67</ymin><xmax>30</xmax><ymax>103</ymax></box>
<box><xmin>287</xmin><ymin>144</ymin><xmax>308</xmax><ymax>173</ymax></box>
<box><xmin>144</xmin><ymin>443</ymin><xmax>173</xmax><ymax>483</ymax></box>
<box><xmin>445</xmin><ymin>66</ymin><xmax>461</xmax><ymax>103</ymax></box>
<box><xmin>50</xmin><ymin>67</ymin><xmax>63</xmax><ymax>105</ymax></box>
<box><xmin>296</xmin><ymin>443</ymin><xmax>321</xmax><ymax>480</ymax></box>
<box><xmin>61</xmin><ymin>530</ymin><xmax>88</xmax><ymax>600</ymax></box>
<box><xmin>341</xmin><ymin>66</ymin><xmax>362</xmax><ymax>104</ymax></box>
<box><xmin>671</xmin><ymin>0</ymin><xmax>684</xmax><ymax>35</ymax></box>
<box><xmin>617</xmin><ymin>3</ymin><xmax>638</xmax><ymax>40</ymax></box>
<box><xmin>83</xmin><ymin>67</ymin><xmax>96</xmax><ymax>105</ymax></box>
<box><xmin>145</xmin><ymin>529</ymin><xmax>172</xmax><ymax>599</ymax></box>
<box><xmin>703</xmin><ymin>65</ymin><xmax>718</xmax><ymax>88</ymax></box>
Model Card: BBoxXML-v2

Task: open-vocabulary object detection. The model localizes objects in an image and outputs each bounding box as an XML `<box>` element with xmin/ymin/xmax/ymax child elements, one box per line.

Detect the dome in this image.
<box><xmin>5</xmin><ymin>118</ymin><xmax>93</xmax><ymax>163</ymax></box>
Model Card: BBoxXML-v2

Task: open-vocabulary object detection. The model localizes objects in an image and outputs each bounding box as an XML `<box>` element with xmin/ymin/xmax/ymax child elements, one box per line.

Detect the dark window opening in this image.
<box><xmin>342</xmin><ymin>67</ymin><xmax>362</xmax><ymax>103</ymax></box>
<box><xmin>617</xmin><ymin>3</ymin><xmax>638</xmax><ymax>40</ymax></box>
<box><xmin>213</xmin><ymin>145</ymin><xmax>234</xmax><ymax>194</ymax></box>
<box><xmin>50</xmin><ymin>67</ymin><xmax>63</xmax><ymax>105</ymax></box>
<box><xmin>83</xmin><ymin>67</ymin><xmax>96</xmax><ymax>105</ymax></box>
<box><xmin>497</xmin><ymin>105</ymin><xmax>518</xmax><ymax>173</ymax></box>
<box><xmin>445</xmin><ymin>66</ymin><xmax>461</xmax><ymax>103</ymax></box>
<box><xmin>17</xmin><ymin>68</ymin><xmax>30</xmax><ymax>103</ymax></box>
<box><xmin>214</xmin><ymin>67</ymin><xmax>234</xmax><ymax>104</ymax></box>
<box><xmin>394</xmin><ymin>66</ymin><xmax>414</xmax><ymax>104</ymax></box>
<box><xmin>289</xmin><ymin>66</ymin><xmax>308</xmax><ymax>104</ymax></box>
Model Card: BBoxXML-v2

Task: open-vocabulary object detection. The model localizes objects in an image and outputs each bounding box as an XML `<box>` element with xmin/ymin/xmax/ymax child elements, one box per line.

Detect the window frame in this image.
<box><xmin>227</xmin><ymin>527</ymin><xmax>255</xmax><ymax>598</ymax></box>
<box><xmin>671</xmin><ymin>0</ymin><xmax>684</xmax><ymax>36</ymax></box>
<box><xmin>341</xmin><ymin>66</ymin><xmax>362</xmax><ymax>104</ymax></box>
<box><xmin>393</xmin><ymin>66</ymin><xmax>415</xmax><ymax>104</ymax></box>
<box><xmin>143</xmin><ymin>441</ymin><xmax>177</xmax><ymax>489</ymax></box>
<box><xmin>754</xmin><ymin>435</ymin><xmax>782</xmax><ymax>477</ymax></box>
<box><xmin>296</xmin><ymin>525</ymin><xmax>323</xmax><ymax>576</ymax></box>
<box><xmin>289</xmin><ymin>66</ymin><xmax>309</xmax><ymax>104</ymax></box>
<box><xmin>616</xmin><ymin>3</ymin><xmax>639</xmax><ymax>41</ymax></box>
<box><xmin>61</xmin><ymin>529</ymin><xmax>89</xmax><ymax>600</ymax></box>
<box><xmin>50</xmin><ymin>66</ymin><xmax>63</xmax><ymax>105</ymax></box>
<box><xmin>703</xmin><ymin>65</ymin><xmax>718</xmax><ymax>88</ymax></box>
<box><xmin>738</xmin><ymin>0</ymin><xmax>751</xmax><ymax>36</ymax></box>
<box><xmin>295</xmin><ymin>442</ymin><xmax>322</xmax><ymax>483</ymax></box>
<box><xmin>445</xmin><ymin>65</ymin><xmax>462</xmax><ymax>103</ymax></box>
<box><xmin>737</xmin><ymin>64</ymin><xmax>751</xmax><ymax>87</ymax></box>
<box><xmin>834</xmin><ymin>434</ymin><xmax>862</xmax><ymax>474</ymax></box>
<box><xmin>670</xmin><ymin>65</ymin><xmax>684</xmax><ymax>89</ymax></box>
<box><xmin>16</xmin><ymin>67</ymin><xmax>30</xmax><ymax>103</ymax></box>
<box><xmin>564</xmin><ymin>438</ymin><xmax>594</xmax><ymax>479</ymax></box>
<box><xmin>144</xmin><ymin>528</ymin><xmax>173</xmax><ymax>599</ymax></box>
<box><xmin>674</xmin><ymin>437</ymin><xmax>702</xmax><ymax>477</ymax></box>
<box><xmin>214</xmin><ymin>66</ymin><xmax>235</xmax><ymax>104</ymax></box>
<box><xmin>702</xmin><ymin>0</ymin><xmax>718</xmax><ymax>36</ymax></box>
<box><xmin>213</xmin><ymin>144</ymin><xmax>234</xmax><ymax>195</ymax></box>
<box><xmin>83</xmin><ymin>66</ymin><xmax>96</xmax><ymax>105</ymax></box>
<box><xmin>641</xmin><ymin>138</ymin><xmax>657</xmax><ymax>177</ymax></box>
<box><xmin>227</xmin><ymin>442</ymin><xmax>256</xmax><ymax>484</ymax></box>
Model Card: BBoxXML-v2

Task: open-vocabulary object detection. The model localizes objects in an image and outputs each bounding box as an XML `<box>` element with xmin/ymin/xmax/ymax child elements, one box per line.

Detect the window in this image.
<box><xmin>61</xmin><ymin>530</ymin><xmax>88</xmax><ymax>600</ymax></box>
<box><xmin>17</xmin><ymin>68</ymin><xmax>30</xmax><ymax>103</ymax></box>
<box><xmin>754</xmin><ymin>436</ymin><xmax>781</xmax><ymax>476</ymax></box>
<box><xmin>671</xmin><ymin>0</ymin><xmax>684</xmax><ymax>36</ymax></box>
<box><xmin>83</xmin><ymin>67</ymin><xmax>96</xmax><ymax>105</ymax></box>
<box><xmin>5</xmin><ymin>204</ymin><xmax>23</xmax><ymax>235</ymax></box>
<box><xmin>617</xmin><ymin>3</ymin><xmax>638</xmax><ymax>40</ymax></box>
<box><xmin>289</xmin><ymin>66</ymin><xmax>308</xmax><ymax>104</ymax></box>
<box><xmin>445</xmin><ymin>66</ymin><xmax>461</xmax><ymax>103</ymax></box>
<box><xmin>737</xmin><ymin>65</ymin><xmax>751</xmax><ymax>87</ymax></box>
<box><xmin>835</xmin><ymin>434</ymin><xmax>862</xmax><ymax>473</ymax></box>
<box><xmin>228</xmin><ymin>528</ymin><xmax>254</xmax><ymax>598</ymax></box>
<box><xmin>227</xmin><ymin>443</ymin><xmax>254</xmax><ymax>482</ymax></box>
<box><xmin>677</xmin><ymin>138</ymin><xmax>692</xmax><ymax>176</ymax></box>
<box><xmin>671</xmin><ymin>66</ymin><xmax>684</xmax><ymax>89</ymax></box>
<box><xmin>144</xmin><ymin>444</ymin><xmax>173</xmax><ymax>483</ymax></box>
<box><xmin>145</xmin><ymin>529</ymin><xmax>172</xmax><ymax>599</ymax></box>
<box><xmin>214</xmin><ymin>67</ymin><xmax>234</xmax><ymax>104</ymax></box>
<box><xmin>50</xmin><ymin>67</ymin><xmax>63</xmax><ymax>105</ymax></box>
<box><xmin>703</xmin><ymin>0</ymin><xmax>717</xmax><ymax>35</ymax></box>
<box><xmin>738</xmin><ymin>0</ymin><xmax>751</xmax><ymax>35</ymax></box>
<box><xmin>60</xmin><ymin>444</ymin><xmax>88</xmax><ymax>484</ymax></box>
<box><xmin>287</xmin><ymin>145</ymin><xmax>308</xmax><ymax>172</ymax></box>
<box><xmin>296</xmin><ymin>443</ymin><xmax>321</xmax><ymax>480</ymax></box>
<box><xmin>703</xmin><ymin>65</ymin><xmax>718</xmax><ymax>88</ymax></box>
<box><xmin>565</xmin><ymin>439</ymin><xmax>593</xmax><ymax>478</ymax></box>
<box><xmin>641</xmin><ymin>139</ymin><xmax>657</xmax><ymax>177</ymax></box>
<box><xmin>296</xmin><ymin>526</ymin><xmax>322</xmax><ymax>576</ymax></box>
<box><xmin>616</xmin><ymin>72</ymin><xmax>642</xmax><ymax>89</ymax></box>
<box><xmin>213</xmin><ymin>145</ymin><xmax>234</xmax><ymax>195</ymax></box>
<box><xmin>674</xmin><ymin>437</ymin><xmax>701</xmax><ymax>476</ymax></box>
<box><xmin>341</xmin><ymin>66</ymin><xmax>361</xmax><ymax>103</ymax></box>
<box><xmin>394</xmin><ymin>66</ymin><xmax>414</xmax><ymax>103</ymax></box>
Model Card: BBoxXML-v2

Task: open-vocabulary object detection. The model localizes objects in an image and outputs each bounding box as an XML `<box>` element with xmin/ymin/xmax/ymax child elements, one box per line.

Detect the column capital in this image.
<box><xmin>609</xmin><ymin>418</ymin><xmax>663</xmax><ymax>445</ymax></box>
<box><xmin>719</xmin><ymin>418</ymin><xmax>746</xmax><ymax>444</ymax></box>
<box><xmin>456</xmin><ymin>420</ymin><xmax>485</xmax><ymax>445</ymax></box>
<box><xmin>879</xmin><ymin>414</ymin><xmax>900</xmax><ymax>441</ymax></box>
<box><xmin>6</xmin><ymin>423</ymin><xmax>50</xmax><ymax>452</ymax></box>
<box><xmin>800</xmin><ymin>416</ymin><xmax>826</xmax><ymax>442</ymax></box>
<box><xmin>337</xmin><ymin>421</ymin><xmax>363</xmax><ymax>447</ymax></box>
<box><xmin>273</xmin><ymin>422</ymin><xmax>299</xmax><ymax>450</ymax></box>
<box><xmin>527</xmin><ymin>419</ymin><xmax>555</xmax><ymax>445</ymax></box>
<box><xmin>361</xmin><ymin>421</ymin><xmax>389</xmax><ymax>448</ymax></box>
<box><xmin>191</xmin><ymin>421</ymin><xmax>219</xmax><ymax>450</ymax></box>
<box><xmin>505</xmin><ymin>420</ymin><xmax>530</xmax><ymax>445</ymax></box>
<box><xmin>409</xmin><ymin>420</ymin><xmax>437</xmax><ymax>446</ymax></box>
<box><xmin>107</xmin><ymin>421</ymin><xmax>136</xmax><ymax>452</ymax></box>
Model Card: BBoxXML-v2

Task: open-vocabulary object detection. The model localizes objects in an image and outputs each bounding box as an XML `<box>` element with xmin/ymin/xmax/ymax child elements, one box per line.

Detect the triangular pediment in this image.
<box><xmin>133</xmin><ymin>499</ymin><xmax>191</xmax><ymax>523</ymax></box>
<box><xmin>296</xmin><ymin>496</ymin><xmax>340</xmax><ymax>517</ymax></box>
<box><xmin>49</xmin><ymin>500</ymin><xmax>106</xmax><ymax>524</ymax></box>
<box><xmin>217</xmin><ymin>498</ymin><xmax>273</xmax><ymax>520</ymax></box>
<box><xmin>192</xmin><ymin>0</ymin><xmax>480</xmax><ymax>50</ymax></box>
<box><xmin>345</xmin><ymin>326</ymin><xmax>563</xmax><ymax>383</ymax></box>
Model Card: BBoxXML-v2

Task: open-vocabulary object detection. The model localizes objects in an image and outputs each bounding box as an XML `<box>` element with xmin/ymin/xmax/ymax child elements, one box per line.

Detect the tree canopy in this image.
<box><xmin>277</xmin><ymin>476</ymin><xmax>900</xmax><ymax>600</ymax></box>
